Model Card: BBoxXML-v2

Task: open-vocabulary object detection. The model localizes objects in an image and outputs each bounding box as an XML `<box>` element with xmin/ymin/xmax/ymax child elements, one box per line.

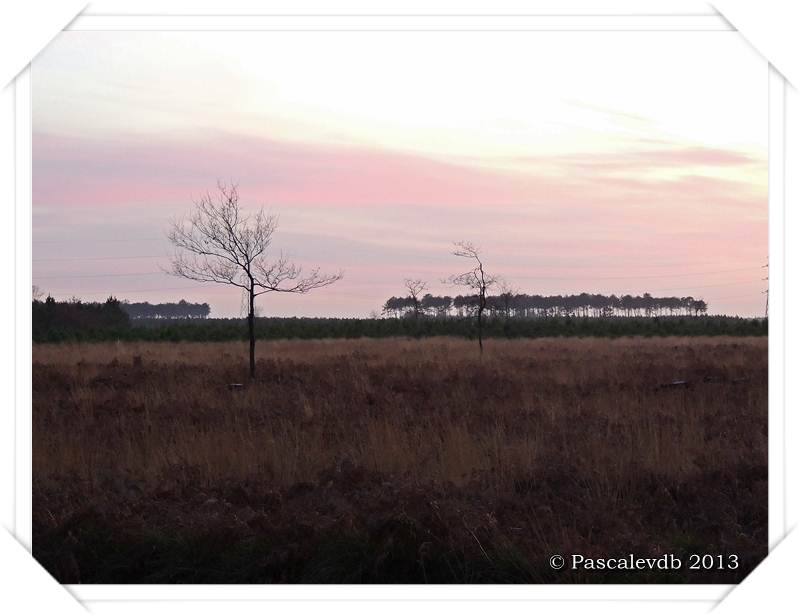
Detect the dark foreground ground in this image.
<box><xmin>33</xmin><ymin>337</ymin><xmax>767</xmax><ymax>583</ymax></box>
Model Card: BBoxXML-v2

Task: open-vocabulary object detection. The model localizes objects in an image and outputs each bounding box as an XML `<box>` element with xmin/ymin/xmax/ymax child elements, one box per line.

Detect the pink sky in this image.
<box><xmin>32</xmin><ymin>31</ymin><xmax>768</xmax><ymax>317</ymax></box>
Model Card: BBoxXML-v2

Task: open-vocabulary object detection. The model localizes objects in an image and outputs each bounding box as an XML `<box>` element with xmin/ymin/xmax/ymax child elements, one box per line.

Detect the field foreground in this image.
<box><xmin>33</xmin><ymin>337</ymin><xmax>767</xmax><ymax>583</ymax></box>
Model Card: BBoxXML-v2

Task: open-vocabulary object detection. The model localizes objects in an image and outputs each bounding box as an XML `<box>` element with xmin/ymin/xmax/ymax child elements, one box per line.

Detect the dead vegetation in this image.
<box><xmin>33</xmin><ymin>337</ymin><xmax>767</xmax><ymax>583</ymax></box>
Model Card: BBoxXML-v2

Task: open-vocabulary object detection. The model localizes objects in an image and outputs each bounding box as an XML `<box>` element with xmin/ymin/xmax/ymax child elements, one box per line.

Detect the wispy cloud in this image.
<box><xmin>32</xmin><ymin>129</ymin><xmax>767</xmax><ymax>317</ymax></box>
<box><xmin>33</xmin><ymin>132</ymin><xmax>765</xmax><ymax>211</ymax></box>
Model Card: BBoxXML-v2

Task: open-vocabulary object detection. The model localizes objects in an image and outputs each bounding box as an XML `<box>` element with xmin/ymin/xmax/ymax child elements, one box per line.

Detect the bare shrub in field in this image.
<box><xmin>32</xmin><ymin>337</ymin><xmax>767</xmax><ymax>583</ymax></box>
<box><xmin>166</xmin><ymin>182</ymin><xmax>341</xmax><ymax>378</ymax></box>
<box><xmin>444</xmin><ymin>241</ymin><xmax>499</xmax><ymax>354</ymax></box>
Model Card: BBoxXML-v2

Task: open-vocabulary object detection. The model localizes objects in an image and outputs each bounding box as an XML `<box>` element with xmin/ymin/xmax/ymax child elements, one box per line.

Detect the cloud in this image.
<box><xmin>33</xmin><ymin>131</ymin><xmax>765</xmax><ymax>211</ymax></box>
<box><xmin>32</xmin><ymin>131</ymin><xmax>767</xmax><ymax>317</ymax></box>
<box><xmin>548</xmin><ymin>146</ymin><xmax>760</xmax><ymax>172</ymax></box>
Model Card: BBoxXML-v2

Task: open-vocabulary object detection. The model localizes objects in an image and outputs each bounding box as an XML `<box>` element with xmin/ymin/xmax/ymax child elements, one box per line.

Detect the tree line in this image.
<box><xmin>33</xmin><ymin>295</ymin><xmax>130</xmax><ymax>341</ymax></box>
<box><xmin>382</xmin><ymin>292</ymin><xmax>709</xmax><ymax>319</ymax></box>
<box><xmin>121</xmin><ymin>299</ymin><xmax>210</xmax><ymax>320</ymax></box>
<box><xmin>30</xmin><ymin>293</ymin><xmax>760</xmax><ymax>346</ymax></box>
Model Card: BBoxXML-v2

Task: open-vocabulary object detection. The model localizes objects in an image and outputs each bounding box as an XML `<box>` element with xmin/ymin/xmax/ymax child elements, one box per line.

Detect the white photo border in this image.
<box><xmin>11</xmin><ymin>7</ymin><xmax>787</xmax><ymax>609</ymax></box>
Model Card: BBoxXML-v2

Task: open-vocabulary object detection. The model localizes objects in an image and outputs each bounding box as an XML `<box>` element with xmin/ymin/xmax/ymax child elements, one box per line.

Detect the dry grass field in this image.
<box><xmin>33</xmin><ymin>337</ymin><xmax>767</xmax><ymax>583</ymax></box>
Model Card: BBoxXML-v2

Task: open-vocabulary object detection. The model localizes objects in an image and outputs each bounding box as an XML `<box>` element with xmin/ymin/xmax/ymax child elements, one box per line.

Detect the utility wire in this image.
<box><xmin>32</xmin><ymin>237</ymin><xmax>165</xmax><ymax>244</ymax></box>
<box><xmin>511</xmin><ymin>266</ymin><xmax>760</xmax><ymax>281</ymax></box>
<box><xmin>33</xmin><ymin>265</ymin><xmax>762</xmax><ymax>281</ymax></box>
<box><xmin>34</xmin><ymin>271</ymin><xmax>167</xmax><ymax>280</ymax></box>
<box><xmin>43</xmin><ymin>279</ymin><xmax>759</xmax><ymax>299</ymax></box>
<box><xmin>45</xmin><ymin>285</ymin><xmax>209</xmax><ymax>296</ymax></box>
<box><xmin>33</xmin><ymin>255</ymin><xmax>166</xmax><ymax>262</ymax></box>
<box><xmin>617</xmin><ymin>279</ymin><xmax>758</xmax><ymax>293</ymax></box>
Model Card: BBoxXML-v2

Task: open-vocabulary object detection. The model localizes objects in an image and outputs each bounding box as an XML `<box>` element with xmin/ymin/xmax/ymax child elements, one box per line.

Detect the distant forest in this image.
<box><xmin>121</xmin><ymin>300</ymin><xmax>210</xmax><ymax>320</ymax></box>
<box><xmin>32</xmin><ymin>295</ymin><xmax>128</xmax><ymax>341</ymax></box>
<box><xmin>383</xmin><ymin>292</ymin><xmax>708</xmax><ymax>319</ymax></box>
<box><xmin>32</xmin><ymin>294</ymin><xmax>765</xmax><ymax>343</ymax></box>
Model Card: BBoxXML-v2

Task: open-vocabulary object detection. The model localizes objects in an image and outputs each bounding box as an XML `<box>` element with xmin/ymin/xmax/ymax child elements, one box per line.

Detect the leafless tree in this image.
<box><xmin>404</xmin><ymin>278</ymin><xmax>427</xmax><ymax>320</ymax></box>
<box><xmin>497</xmin><ymin>279</ymin><xmax>516</xmax><ymax>322</ymax></box>
<box><xmin>32</xmin><ymin>285</ymin><xmax>44</xmax><ymax>302</ymax></box>
<box><xmin>444</xmin><ymin>241</ymin><xmax>499</xmax><ymax>354</ymax></box>
<box><xmin>167</xmin><ymin>182</ymin><xmax>342</xmax><ymax>378</ymax></box>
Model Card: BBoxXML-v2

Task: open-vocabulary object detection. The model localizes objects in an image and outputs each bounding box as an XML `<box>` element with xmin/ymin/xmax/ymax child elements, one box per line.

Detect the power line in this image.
<box><xmin>33</xmin><ymin>264</ymin><xmax>763</xmax><ymax>282</ymax></box>
<box><xmin>614</xmin><ymin>279</ymin><xmax>758</xmax><ymax>293</ymax></box>
<box><xmin>498</xmin><ymin>279</ymin><xmax>757</xmax><ymax>293</ymax></box>
<box><xmin>702</xmin><ymin>292</ymin><xmax>765</xmax><ymax>301</ymax></box>
<box><xmin>28</xmin><ymin>244</ymin><xmax>765</xmax><ymax>277</ymax></box>
<box><xmin>42</xmin><ymin>279</ymin><xmax>758</xmax><ymax>299</ymax></box>
<box><xmin>45</xmin><ymin>285</ymin><xmax>210</xmax><ymax>296</ymax></box>
<box><xmin>33</xmin><ymin>237</ymin><xmax>165</xmax><ymax>244</ymax></box>
<box><xmin>34</xmin><ymin>271</ymin><xmax>167</xmax><ymax>280</ymax></box>
<box><xmin>33</xmin><ymin>255</ymin><xmax>166</xmax><ymax>263</ymax></box>
<box><xmin>511</xmin><ymin>266</ymin><xmax>760</xmax><ymax>281</ymax></box>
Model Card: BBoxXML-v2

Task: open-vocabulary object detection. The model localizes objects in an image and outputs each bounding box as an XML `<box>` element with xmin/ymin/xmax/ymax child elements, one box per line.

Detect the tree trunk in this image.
<box><xmin>477</xmin><ymin>307</ymin><xmax>484</xmax><ymax>355</ymax></box>
<box><xmin>248</xmin><ymin>286</ymin><xmax>256</xmax><ymax>379</ymax></box>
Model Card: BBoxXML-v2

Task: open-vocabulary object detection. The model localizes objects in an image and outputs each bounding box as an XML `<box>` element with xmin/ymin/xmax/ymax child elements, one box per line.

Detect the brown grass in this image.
<box><xmin>33</xmin><ymin>336</ymin><xmax>767</xmax><ymax>583</ymax></box>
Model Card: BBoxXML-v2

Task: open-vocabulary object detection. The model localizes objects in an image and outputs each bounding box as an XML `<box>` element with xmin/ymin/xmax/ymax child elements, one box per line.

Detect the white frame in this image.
<box><xmin>7</xmin><ymin>4</ymin><xmax>789</xmax><ymax>611</ymax></box>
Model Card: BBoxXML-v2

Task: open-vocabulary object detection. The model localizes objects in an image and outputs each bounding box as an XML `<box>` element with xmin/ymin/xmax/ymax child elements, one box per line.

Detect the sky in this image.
<box><xmin>32</xmin><ymin>31</ymin><xmax>768</xmax><ymax>317</ymax></box>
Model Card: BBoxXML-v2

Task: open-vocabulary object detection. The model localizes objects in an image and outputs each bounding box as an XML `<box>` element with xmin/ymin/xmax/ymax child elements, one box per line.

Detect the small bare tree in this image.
<box><xmin>167</xmin><ymin>182</ymin><xmax>342</xmax><ymax>378</ymax></box>
<box><xmin>445</xmin><ymin>241</ymin><xmax>499</xmax><ymax>354</ymax></box>
<box><xmin>497</xmin><ymin>279</ymin><xmax>516</xmax><ymax>337</ymax></box>
<box><xmin>404</xmin><ymin>278</ymin><xmax>427</xmax><ymax>320</ymax></box>
<box><xmin>497</xmin><ymin>279</ymin><xmax>516</xmax><ymax>320</ymax></box>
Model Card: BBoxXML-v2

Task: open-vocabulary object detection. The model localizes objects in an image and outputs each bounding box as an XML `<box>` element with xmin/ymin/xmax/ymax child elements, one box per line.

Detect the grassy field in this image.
<box><xmin>33</xmin><ymin>337</ymin><xmax>767</xmax><ymax>583</ymax></box>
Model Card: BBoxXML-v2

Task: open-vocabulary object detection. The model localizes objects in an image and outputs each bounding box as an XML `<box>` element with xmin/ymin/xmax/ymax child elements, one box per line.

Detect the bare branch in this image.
<box><xmin>253</xmin><ymin>254</ymin><xmax>343</xmax><ymax>295</ymax></box>
<box><xmin>445</xmin><ymin>241</ymin><xmax>498</xmax><ymax>353</ymax></box>
<box><xmin>452</xmin><ymin>240</ymin><xmax>479</xmax><ymax>258</ymax></box>
<box><xmin>167</xmin><ymin>181</ymin><xmax>342</xmax><ymax>297</ymax></box>
<box><xmin>402</xmin><ymin>278</ymin><xmax>428</xmax><ymax>318</ymax></box>
<box><xmin>404</xmin><ymin>278</ymin><xmax>427</xmax><ymax>299</ymax></box>
<box><xmin>168</xmin><ymin>250</ymin><xmax>249</xmax><ymax>290</ymax></box>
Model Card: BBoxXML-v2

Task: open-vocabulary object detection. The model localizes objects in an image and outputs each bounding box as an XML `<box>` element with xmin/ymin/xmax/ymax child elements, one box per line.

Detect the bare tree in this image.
<box><xmin>444</xmin><ymin>241</ymin><xmax>499</xmax><ymax>354</ymax></box>
<box><xmin>403</xmin><ymin>278</ymin><xmax>427</xmax><ymax>320</ymax></box>
<box><xmin>167</xmin><ymin>182</ymin><xmax>342</xmax><ymax>378</ymax></box>
<box><xmin>497</xmin><ymin>279</ymin><xmax>517</xmax><ymax>334</ymax></box>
